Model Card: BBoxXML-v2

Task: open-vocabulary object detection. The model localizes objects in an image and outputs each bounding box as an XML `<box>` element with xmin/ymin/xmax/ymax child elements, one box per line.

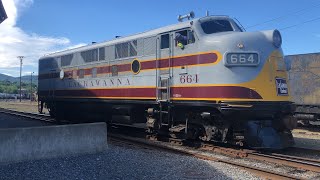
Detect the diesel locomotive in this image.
<box><xmin>38</xmin><ymin>13</ymin><xmax>297</xmax><ymax>149</ymax></box>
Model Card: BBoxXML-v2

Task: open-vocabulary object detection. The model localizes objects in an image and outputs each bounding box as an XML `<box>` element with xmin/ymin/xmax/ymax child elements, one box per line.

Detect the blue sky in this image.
<box><xmin>1</xmin><ymin>0</ymin><xmax>320</xmax><ymax>77</ymax></box>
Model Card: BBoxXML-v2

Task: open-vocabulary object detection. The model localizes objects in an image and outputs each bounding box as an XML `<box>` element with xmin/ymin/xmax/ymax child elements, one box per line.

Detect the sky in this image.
<box><xmin>0</xmin><ymin>0</ymin><xmax>320</xmax><ymax>77</ymax></box>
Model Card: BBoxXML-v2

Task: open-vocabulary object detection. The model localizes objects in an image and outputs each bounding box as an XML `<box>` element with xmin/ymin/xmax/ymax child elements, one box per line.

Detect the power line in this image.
<box><xmin>246</xmin><ymin>3</ymin><xmax>320</xmax><ymax>29</ymax></box>
<box><xmin>279</xmin><ymin>16</ymin><xmax>320</xmax><ymax>31</ymax></box>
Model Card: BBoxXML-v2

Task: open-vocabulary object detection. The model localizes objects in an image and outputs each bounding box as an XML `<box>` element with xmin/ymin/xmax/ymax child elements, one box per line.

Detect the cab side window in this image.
<box><xmin>175</xmin><ymin>30</ymin><xmax>195</xmax><ymax>47</ymax></box>
<box><xmin>161</xmin><ymin>34</ymin><xmax>170</xmax><ymax>49</ymax></box>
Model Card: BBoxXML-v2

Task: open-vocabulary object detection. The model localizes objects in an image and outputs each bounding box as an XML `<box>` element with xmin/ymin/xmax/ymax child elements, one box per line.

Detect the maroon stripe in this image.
<box><xmin>39</xmin><ymin>53</ymin><xmax>219</xmax><ymax>80</ymax></box>
<box><xmin>64</xmin><ymin>70</ymin><xmax>72</xmax><ymax>75</ymax></box>
<box><xmin>39</xmin><ymin>88</ymin><xmax>156</xmax><ymax>98</ymax></box>
<box><xmin>98</xmin><ymin>66</ymin><xmax>110</xmax><ymax>74</ymax></box>
<box><xmin>159</xmin><ymin>58</ymin><xmax>169</xmax><ymax>68</ymax></box>
<box><xmin>84</xmin><ymin>69</ymin><xmax>91</xmax><ymax>76</ymax></box>
<box><xmin>140</xmin><ymin>53</ymin><xmax>218</xmax><ymax>70</ymax></box>
<box><xmin>38</xmin><ymin>86</ymin><xmax>261</xmax><ymax>99</ymax></box>
<box><xmin>171</xmin><ymin>86</ymin><xmax>262</xmax><ymax>99</ymax></box>
<box><xmin>141</xmin><ymin>61</ymin><xmax>155</xmax><ymax>70</ymax></box>
<box><xmin>118</xmin><ymin>64</ymin><xmax>131</xmax><ymax>72</ymax></box>
<box><xmin>172</xmin><ymin>53</ymin><xmax>218</xmax><ymax>67</ymax></box>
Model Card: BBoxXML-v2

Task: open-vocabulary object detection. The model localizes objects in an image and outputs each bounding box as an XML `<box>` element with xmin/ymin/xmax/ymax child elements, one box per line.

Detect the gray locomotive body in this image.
<box><xmin>38</xmin><ymin>15</ymin><xmax>296</xmax><ymax>149</ymax></box>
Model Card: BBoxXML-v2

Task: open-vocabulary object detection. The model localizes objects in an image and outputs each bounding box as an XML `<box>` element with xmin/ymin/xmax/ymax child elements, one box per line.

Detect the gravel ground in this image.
<box><xmin>230</xmin><ymin>154</ymin><xmax>320</xmax><ymax>179</ymax></box>
<box><xmin>0</xmin><ymin>143</ymin><xmax>260</xmax><ymax>180</ymax></box>
<box><xmin>293</xmin><ymin>131</ymin><xmax>320</xmax><ymax>150</ymax></box>
<box><xmin>0</xmin><ymin>101</ymin><xmax>319</xmax><ymax>179</ymax></box>
<box><xmin>0</xmin><ymin>112</ymin><xmax>51</xmax><ymax>128</ymax></box>
<box><xmin>156</xmin><ymin>141</ymin><xmax>320</xmax><ymax>179</ymax></box>
<box><xmin>0</xmin><ymin>100</ymin><xmax>49</xmax><ymax>114</ymax></box>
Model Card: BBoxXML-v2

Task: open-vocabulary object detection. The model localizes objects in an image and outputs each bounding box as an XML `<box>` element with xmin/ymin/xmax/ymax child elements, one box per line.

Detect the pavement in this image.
<box><xmin>0</xmin><ymin>112</ymin><xmax>259</xmax><ymax>179</ymax></box>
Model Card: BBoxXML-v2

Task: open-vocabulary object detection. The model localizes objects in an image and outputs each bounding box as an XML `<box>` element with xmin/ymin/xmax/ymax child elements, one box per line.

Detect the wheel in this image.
<box><xmin>48</xmin><ymin>106</ymin><xmax>56</xmax><ymax>118</ymax></box>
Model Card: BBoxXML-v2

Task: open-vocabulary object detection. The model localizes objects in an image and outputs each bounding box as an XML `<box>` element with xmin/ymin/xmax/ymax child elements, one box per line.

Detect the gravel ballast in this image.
<box><xmin>0</xmin><ymin>144</ymin><xmax>260</xmax><ymax>180</ymax></box>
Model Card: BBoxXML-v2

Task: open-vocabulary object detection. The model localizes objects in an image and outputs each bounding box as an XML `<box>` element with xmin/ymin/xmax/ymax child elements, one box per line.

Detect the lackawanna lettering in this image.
<box><xmin>64</xmin><ymin>78</ymin><xmax>131</xmax><ymax>88</ymax></box>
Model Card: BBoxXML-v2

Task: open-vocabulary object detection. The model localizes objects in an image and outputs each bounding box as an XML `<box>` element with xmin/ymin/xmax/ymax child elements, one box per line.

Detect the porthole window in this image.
<box><xmin>131</xmin><ymin>59</ymin><xmax>141</xmax><ymax>74</ymax></box>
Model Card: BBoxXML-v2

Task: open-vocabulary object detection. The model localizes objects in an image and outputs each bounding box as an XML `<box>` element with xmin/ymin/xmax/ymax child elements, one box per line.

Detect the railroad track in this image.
<box><xmin>2</xmin><ymin>108</ymin><xmax>319</xmax><ymax>178</ymax></box>
<box><xmin>0</xmin><ymin>108</ymin><xmax>56</xmax><ymax>123</ymax></box>
<box><xmin>200</xmin><ymin>143</ymin><xmax>320</xmax><ymax>173</ymax></box>
<box><xmin>110</xmin><ymin>124</ymin><xmax>320</xmax><ymax>175</ymax></box>
<box><xmin>108</xmin><ymin>131</ymin><xmax>320</xmax><ymax>179</ymax></box>
<box><xmin>289</xmin><ymin>146</ymin><xmax>320</xmax><ymax>155</ymax></box>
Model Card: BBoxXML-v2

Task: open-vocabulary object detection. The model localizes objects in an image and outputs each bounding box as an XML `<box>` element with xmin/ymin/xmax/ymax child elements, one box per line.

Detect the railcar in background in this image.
<box><xmin>38</xmin><ymin>12</ymin><xmax>296</xmax><ymax>149</ymax></box>
<box><xmin>285</xmin><ymin>53</ymin><xmax>320</xmax><ymax>125</ymax></box>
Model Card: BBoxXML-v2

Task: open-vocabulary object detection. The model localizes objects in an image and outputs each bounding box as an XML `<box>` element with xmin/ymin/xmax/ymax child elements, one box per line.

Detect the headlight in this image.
<box><xmin>273</xmin><ymin>30</ymin><xmax>282</xmax><ymax>48</ymax></box>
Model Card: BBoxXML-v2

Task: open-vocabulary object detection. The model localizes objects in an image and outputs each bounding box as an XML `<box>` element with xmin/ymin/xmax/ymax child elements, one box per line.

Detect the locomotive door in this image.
<box><xmin>156</xmin><ymin>33</ymin><xmax>174</xmax><ymax>102</ymax></box>
<box><xmin>48</xmin><ymin>69</ymin><xmax>56</xmax><ymax>100</ymax></box>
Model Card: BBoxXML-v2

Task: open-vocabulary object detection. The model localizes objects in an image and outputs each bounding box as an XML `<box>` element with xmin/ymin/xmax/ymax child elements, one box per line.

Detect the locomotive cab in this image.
<box><xmin>150</xmin><ymin>15</ymin><xmax>296</xmax><ymax>149</ymax></box>
<box><xmin>166</xmin><ymin>15</ymin><xmax>296</xmax><ymax>149</ymax></box>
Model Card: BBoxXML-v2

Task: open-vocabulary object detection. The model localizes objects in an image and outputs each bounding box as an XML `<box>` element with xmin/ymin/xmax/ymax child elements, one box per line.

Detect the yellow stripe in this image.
<box><xmin>232</xmin><ymin>50</ymin><xmax>290</xmax><ymax>102</ymax></box>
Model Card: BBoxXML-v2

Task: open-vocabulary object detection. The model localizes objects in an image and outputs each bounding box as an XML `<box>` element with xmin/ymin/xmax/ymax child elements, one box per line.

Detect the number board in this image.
<box><xmin>225</xmin><ymin>53</ymin><xmax>259</xmax><ymax>66</ymax></box>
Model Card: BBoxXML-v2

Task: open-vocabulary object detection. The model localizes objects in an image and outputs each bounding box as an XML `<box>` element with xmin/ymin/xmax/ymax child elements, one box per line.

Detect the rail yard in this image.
<box><xmin>0</xmin><ymin>104</ymin><xmax>320</xmax><ymax>179</ymax></box>
<box><xmin>1</xmin><ymin>1</ymin><xmax>320</xmax><ymax>179</ymax></box>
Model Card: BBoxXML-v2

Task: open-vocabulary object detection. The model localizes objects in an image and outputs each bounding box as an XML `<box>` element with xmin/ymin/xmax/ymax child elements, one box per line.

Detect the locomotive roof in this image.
<box><xmin>40</xmin><ymin>15</ymin><xmax>231</xmax><ymax>59</ymax></box>
<box><xmin>41</xmin><ymin>19</ymin><xmax>194</xmax><ymax>59</ymax></box>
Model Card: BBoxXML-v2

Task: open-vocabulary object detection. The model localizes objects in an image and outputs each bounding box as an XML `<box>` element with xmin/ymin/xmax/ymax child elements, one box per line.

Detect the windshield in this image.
<box><xmin>201</xmin><ymin>20</ymin><xmax>234</xmax><ymax>34</ymax></box>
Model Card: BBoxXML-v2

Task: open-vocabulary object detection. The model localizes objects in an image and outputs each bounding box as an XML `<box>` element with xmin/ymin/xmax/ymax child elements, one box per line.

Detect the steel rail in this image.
<box><xmin>270</xmin><ymin>152</ymin><xmax>320</xmax><ymax>164</ymax></box>
<box><xmin>108</xmin><ymin>134</ymin><xmax>301</xmax><ymax>180</ymax></box>
<box><xmin>288</xmin><ymin>146</ymin><xmax>320</xmax><ymax>155</ymax></box>
<box><xmin>199</xmin><ymin>143</ymin><xmax>320</xmax><ymax>173</ymax></box>
<box><xmin>247</xmin><ymin>152</ymin><xmax>320</xmax><ymax>173</ymax></box>
<box><xmin>109</xmin><ymin>123</ymin><xmax>320</xmax><ymax>175</ymax></box>
<box><xmin>0</xmin><ymin>107</ymin><xmax>55</xmax><ymax>123</ymax></box>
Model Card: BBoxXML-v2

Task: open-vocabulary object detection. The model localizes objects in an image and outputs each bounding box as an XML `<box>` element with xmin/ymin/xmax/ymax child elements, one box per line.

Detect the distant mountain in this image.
<box><xmin>0</xmin><ymin>73</ymin><xmax>16</xmax><ymax>82</ymax></box>
<box><xmin>0</xmin><ymin>73</ymin><xmax>38</xmax><ymax>84</ymax></box>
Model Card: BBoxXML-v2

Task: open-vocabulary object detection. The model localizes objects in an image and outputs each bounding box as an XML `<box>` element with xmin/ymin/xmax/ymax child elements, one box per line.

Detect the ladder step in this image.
<box><xmin>158</xmin><ymin>100</ymin><xmax>169</xmax><ymax>102</ymax></box>
<box><xmin>157</xmin><ymin>87</ymin><xmax>167</xmax><ymax>90</ymax></box>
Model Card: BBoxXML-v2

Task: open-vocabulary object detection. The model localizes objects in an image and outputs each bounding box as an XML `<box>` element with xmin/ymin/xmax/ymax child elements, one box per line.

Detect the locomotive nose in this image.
<box><xmin>203</xmin><ymin>30</ymin><xmax>279</xmax><ymax>54</ymax></box>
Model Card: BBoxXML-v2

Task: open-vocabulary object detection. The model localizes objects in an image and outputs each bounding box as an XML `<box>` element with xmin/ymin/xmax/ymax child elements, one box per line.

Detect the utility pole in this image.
<box><xmin>30</xmin><ymin>72</ymin><xmax>34</xmax><ymax>102</ymax></box>
<box><xmin>17</xmin><ymin>56</ymin><xmax>24</xmax><ymax>102</ymax></box>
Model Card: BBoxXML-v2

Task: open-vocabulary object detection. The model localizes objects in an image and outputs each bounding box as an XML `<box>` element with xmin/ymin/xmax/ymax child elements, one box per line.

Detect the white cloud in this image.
<box><xmin>0</xmin><ymin>0</ymin><xmax>84</xmax><ymax>76</ymax></box>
